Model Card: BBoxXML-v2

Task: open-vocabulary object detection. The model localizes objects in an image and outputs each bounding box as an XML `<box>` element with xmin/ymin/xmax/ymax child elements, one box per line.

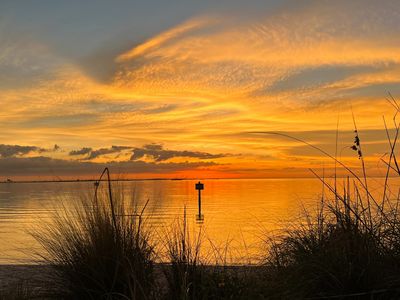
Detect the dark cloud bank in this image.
<box><xmin>0</xmin><ymin>143</ymin><xmax>227</xmax><ymax>178</ymax></box>
<box><xmin>130</xmin><ymin>144</ymin><xmax>226</xmax><ymax>162</ymax></box>
<box><xmin>0</xmin><ymin>156</ymin><xmax>216</xmax><ymax>177</ymax></box>
<box><xmin>69</xmin><ymin>144</ymin><xmax>227</xmax><ymax>162</ymax></box>
<box><xmin>0</xmin><ymin>144</ymin><xmax>47</xmax><ymax>158</ymax></box>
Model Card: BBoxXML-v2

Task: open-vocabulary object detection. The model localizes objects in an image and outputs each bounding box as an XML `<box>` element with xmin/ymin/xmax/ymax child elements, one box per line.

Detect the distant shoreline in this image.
<box><xmin>0</xmin><ymin>178</ymin><xmax>188</xmax><ymax>184</ymax></box>
<box><xmin>0</xmin><ymin>176</ymin><xmax>395</xmax><ymax>184</ymax></box>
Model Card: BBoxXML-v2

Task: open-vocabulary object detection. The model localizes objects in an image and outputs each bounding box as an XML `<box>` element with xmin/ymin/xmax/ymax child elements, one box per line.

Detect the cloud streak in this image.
<box><xmin>115</xmin><ymin>0</ymin><xmax>400</xmax><ymax>108</ymax></box>
<box><xmin>69</xmin><ymin>147</ymin><xmax>92</xmax><ymax>156</ymax></box>
<box><xmin>130</xmin><ymin>144</ymin><xmax>227</xmax><ymax>162</ymax></box>
<box><xmin>87</xmin><ymin>146</ymin><xmax>132</xmax><ymax>160</ymax></box>
<box><xmin>0</xmin><ymin>144</ymin><xmax>46</xmax><ymax>158</ymax></box>
<box><xmin>67</xmin><ymin>144</ymin><xmax>229</xmax><ymax>162</ymax></box>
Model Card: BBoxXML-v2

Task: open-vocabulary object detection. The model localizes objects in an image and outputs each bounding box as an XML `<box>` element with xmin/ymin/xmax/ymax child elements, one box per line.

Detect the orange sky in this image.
<box><xmin>1</xmin><ymin>0</ymin><xmax>400</xmax><ymax>180</ymax></box>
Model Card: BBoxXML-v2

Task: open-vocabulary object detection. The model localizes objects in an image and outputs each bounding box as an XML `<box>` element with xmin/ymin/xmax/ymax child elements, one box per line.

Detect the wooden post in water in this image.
<box><xmin>195</xmin><ymin>181</ymin><xmax>204</xmax><ymax>222</ymax></box>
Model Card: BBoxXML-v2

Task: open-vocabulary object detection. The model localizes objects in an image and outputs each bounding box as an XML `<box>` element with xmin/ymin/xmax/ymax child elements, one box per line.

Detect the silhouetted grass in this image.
<box><xmin>33</xmin><ymin>168</ymin><xmax>157</xmax><ymax>299</ymax></box>
<box><xmin>264</xmin><ymin>203</ymin><xmax>398</xmax><ymax>298</ymax></box>
<box><xmin>262</xmin><ymin>99</ymin><xmax>400</xmax><ymax>298</ymax></box>
<box><xmin>163</xmin><ymin>208</ymin><xmax>254</xmax><ymax>300</ymax></box>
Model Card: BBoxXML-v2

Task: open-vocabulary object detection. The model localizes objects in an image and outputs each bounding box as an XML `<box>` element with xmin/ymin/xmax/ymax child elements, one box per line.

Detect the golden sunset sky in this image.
<box><xmin>1</xmin><ymin>0</ymin><xmax>400</xmax><ymax>180</ymax></box>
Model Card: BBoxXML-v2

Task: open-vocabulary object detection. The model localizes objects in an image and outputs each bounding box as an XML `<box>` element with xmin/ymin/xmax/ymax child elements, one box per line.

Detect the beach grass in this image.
<box><xmin>32</xmin><ymin>168</ymin><xmax>157</xmax><ymax>299</ymax></box>
<box><xmin>261</xmin><ymin>98</ymin><xmax>400</xmax><ymax>298</ymax></box>
<box><xmin>162</xmin><ymin>209</ymin><xmax>253</xmax><ymax>299</ymax></box>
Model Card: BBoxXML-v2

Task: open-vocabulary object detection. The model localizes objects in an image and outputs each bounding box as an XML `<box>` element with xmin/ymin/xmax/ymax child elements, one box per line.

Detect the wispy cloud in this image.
<box><xmin>114</xmin><ymin>0</ymin><xmax>400</xmax><ymax>108</ymax></box>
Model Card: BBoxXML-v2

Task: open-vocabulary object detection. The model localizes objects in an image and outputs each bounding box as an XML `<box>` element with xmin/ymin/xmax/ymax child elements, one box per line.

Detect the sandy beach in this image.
<box><xmin>0</xmin><ymin>265</ymin><xmax>53</xmax><ymax>291</ymax></box>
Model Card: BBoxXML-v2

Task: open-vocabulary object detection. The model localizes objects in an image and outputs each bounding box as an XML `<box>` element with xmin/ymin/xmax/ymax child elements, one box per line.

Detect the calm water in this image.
<box><xmin>0</xmin><ymin>178</ymin><xmax>394</xmax><ymax>264</ymax></box>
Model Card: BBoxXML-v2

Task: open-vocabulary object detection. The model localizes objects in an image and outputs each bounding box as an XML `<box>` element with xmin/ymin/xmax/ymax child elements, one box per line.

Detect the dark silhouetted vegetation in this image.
<box><xmin>261</xmin><ymin>98</ymin><xmax>400</xmax><ymax>298</ymax></box>
<box><xmin>33</xmin><ymin>168</ymin><xmax>157</xmax><ymax>299</ymax></box>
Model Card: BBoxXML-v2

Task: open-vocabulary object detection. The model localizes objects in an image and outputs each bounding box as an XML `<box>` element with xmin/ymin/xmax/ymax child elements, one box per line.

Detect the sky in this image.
<box><xmin>1</xmin><ymin>0</ymin><xmax>400</xmax><ymax>180</ymax></box>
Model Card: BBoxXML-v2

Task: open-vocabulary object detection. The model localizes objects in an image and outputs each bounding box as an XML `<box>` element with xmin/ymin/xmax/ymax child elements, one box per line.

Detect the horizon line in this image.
<box><xmin>0</xmin><ymin>175</ymin><xmax>396</xmax><ymax>184</ymax></box>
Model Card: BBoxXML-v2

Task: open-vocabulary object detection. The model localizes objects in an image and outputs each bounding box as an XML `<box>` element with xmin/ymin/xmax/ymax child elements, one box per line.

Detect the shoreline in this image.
<box><xmin>0</xmin><ymin>263</ymin><xmax>260</xmax><ymax>291</ymax></box>
<box><xmin>0</xmin><ymin>264</ymin><xmax>264</xmax><ymax>298</ymax></box>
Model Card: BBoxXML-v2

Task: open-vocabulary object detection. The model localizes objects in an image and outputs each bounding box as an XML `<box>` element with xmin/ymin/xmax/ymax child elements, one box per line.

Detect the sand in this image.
<box><xmin>0</xmin><ymin>264</ymin><xmax>53</xmax><ymax>290</ymax></box>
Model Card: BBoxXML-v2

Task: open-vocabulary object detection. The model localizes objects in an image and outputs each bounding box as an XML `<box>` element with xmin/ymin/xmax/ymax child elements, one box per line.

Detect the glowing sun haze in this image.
<box><xmin>1</xmin><ymin>0</ymin><xmax>399</xmax><ymax>180</ymax></box>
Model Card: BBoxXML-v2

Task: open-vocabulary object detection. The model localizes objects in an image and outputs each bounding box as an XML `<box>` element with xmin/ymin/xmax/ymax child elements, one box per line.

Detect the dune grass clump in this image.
<box><xmin>163</xmin><ymin>209</ymin><xmax>253</xmax><ymax>300</ymax></box>
<box><xmin>34</xmin><ymin>168</ymin><xmax>157</xmax><ymax>299</ymax></box>
<box><xmin>265</xmin><ymin>199</ymin><xmax>396</xmax><ymax>298</ymax></box>
<box><xmin>163</xmin><ymin>210</ymin><xmax>203</xmax><ymax>299</ymax></box>
<box><xmin>263</xmin><ymin>101</ymin><xmax>400</xmax><ymax>298</ymax></box>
